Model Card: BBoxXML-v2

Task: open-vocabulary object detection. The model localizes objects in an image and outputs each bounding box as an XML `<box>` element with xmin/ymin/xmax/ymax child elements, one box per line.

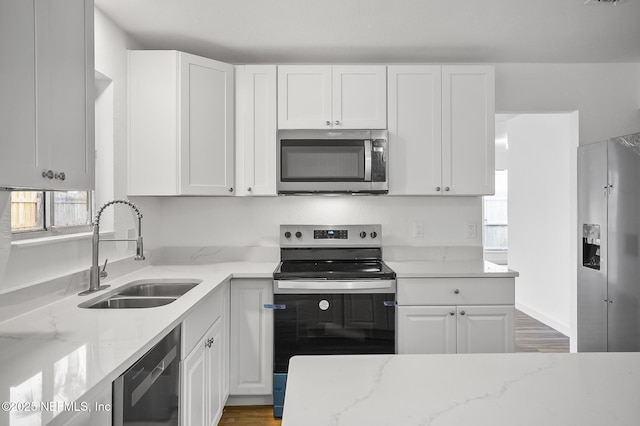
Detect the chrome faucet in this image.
<box><xmin>79</xmin><ymin>199</ymin><xmax>145</xmax><ymax>295</ymax></box>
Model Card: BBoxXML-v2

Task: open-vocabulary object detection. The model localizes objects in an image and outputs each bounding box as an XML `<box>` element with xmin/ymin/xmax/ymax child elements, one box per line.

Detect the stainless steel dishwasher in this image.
<box><xmin>113</xmin><ymin>326</ymin><xmax>181</xmax><ymax>425</ymax></box>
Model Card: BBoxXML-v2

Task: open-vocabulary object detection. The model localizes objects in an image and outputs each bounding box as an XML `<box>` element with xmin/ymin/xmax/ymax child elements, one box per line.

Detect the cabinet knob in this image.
<box><xmin>55</xmin><ymin>172</ymin><xmax>66</xmax><ymax>181</ymax></box>
<box><xmin>460</xmin><ymin>310</ymin><xmax>466</xmax><ymax>316</ymax></box>
<box><xmin>454</xmin><ymin>289</ymin><xmax>460</xmax><ymax>294</ymax></box>
<box><xmin>42</xmin><ymin>170</ymin><xmax>54</xmax><ymax>179</ymax></box>
<box><xmin>326</xmin><ymin>121</ymin><xmax>331</xmax><ymax>126</ymax></box>
<box><xmin>445</xmin><ymin>187</ymin><xmax>450</xmax><ymax>192</ymax></box>
<box><xmin>205</xmin><ymin>337</ymin><xmax>215</xmax><ymax>348</ymax></box>
<box><xmin>247</xmin><ymin>187</ymin><xmax>252</xmax><ymax>192</ymax></box>
<box><xmin>228</xmin><ymin>187</ymin><xmax>234</xmax><ymax>192</ymax></box>
<box><xmin>436</xmin><ymin>186</ymin><xmax>441</xmax><ymax>192</ymax></box>
<box><xmin>449</xmin><ymin>311</ymin><xmax>455</xmax><ymax>316</ymax></box>
<box><xmin>334</xmin><ymin>120</ymin><xmax>341</xmax><ymax>125</ymax></box>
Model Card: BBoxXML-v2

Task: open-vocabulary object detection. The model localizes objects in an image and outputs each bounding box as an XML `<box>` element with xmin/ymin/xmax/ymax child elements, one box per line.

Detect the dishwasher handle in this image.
<box><xmin>131</xmin><ymin>345</ymin><xmax>177</xmax><ymax>406</ymax></box>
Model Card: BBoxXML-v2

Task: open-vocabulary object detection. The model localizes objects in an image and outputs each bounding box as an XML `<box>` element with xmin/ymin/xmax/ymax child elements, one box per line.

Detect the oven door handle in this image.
<box><xmin>264</xmin><ymin>304</ymin><xmax>287</xmax><ymax>310</ymax></box>
<box><xmin>275</xmin><ymin>280</ymin><xmax>394</xmax><ymax>291</ymax></box>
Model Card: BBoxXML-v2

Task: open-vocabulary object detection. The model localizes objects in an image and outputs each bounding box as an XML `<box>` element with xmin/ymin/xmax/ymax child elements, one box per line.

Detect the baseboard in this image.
<box><xmin>226</xmin><ymin>395</ymin><xmax>273</xmax><ymax>406</ymax></box>
<box><xmin>515</xmin><ymin>302</ymin><xmax>571</xmax><ymax>337</ymax></box>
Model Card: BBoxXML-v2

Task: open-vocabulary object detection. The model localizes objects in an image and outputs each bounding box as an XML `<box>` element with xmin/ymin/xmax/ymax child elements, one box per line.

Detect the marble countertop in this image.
<box><xmin>387</xmin><ymin>260</ymin><xmax>519</xmax><ymax>278</ymax></box>
<box><xmin>283</xmin><ymin>353</ymin><xmax>640</xmax><ymax>426</ymax></box>
<box><xmin>0</xmin><ymin>261</ymin><xmax>276</xmax><ymax>425</ymax></box>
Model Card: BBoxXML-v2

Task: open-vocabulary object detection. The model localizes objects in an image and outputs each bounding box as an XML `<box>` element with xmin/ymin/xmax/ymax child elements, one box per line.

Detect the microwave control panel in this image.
<box><xmin>372</xmin><ymin>139</ymin><xmax>387</xmax><ymax>182</ymax></box>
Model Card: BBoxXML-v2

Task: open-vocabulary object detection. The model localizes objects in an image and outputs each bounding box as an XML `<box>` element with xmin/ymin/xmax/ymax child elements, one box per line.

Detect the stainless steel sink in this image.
<box><xmin>87</xmin><ymin>297</ymin><xmax>177</xmax><ymax>309</ymax></box>
<box><xmin>79</xmin><ymin>278</ymin><xmax>202</xmax><ymax>309</ymax></box>
<box><xmin>115</xmin><ymin>282</ymin><xmax>199</xmax><ymax>297</ymax></box>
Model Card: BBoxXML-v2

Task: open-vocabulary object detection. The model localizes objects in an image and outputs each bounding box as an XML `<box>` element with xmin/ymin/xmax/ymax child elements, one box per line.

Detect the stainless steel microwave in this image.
<box><xmin>277</xmin><ymin>129</ymin><xmax>388</xmax><ymax>194</ymax></box>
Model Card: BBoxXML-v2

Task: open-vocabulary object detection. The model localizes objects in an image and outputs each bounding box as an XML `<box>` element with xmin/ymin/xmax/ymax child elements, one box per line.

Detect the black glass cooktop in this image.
<box><xmin>273</xmin><ymin>260</ymin><xmax>396</xmax><ymax>280</ymax></box>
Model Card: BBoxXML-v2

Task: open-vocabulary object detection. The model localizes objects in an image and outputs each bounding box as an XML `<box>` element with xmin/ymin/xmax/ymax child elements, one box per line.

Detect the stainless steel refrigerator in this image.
<box><xmin>578</xmin><ymin>132</ymin><xmax>640</xmax><ymax>352</ymax></box>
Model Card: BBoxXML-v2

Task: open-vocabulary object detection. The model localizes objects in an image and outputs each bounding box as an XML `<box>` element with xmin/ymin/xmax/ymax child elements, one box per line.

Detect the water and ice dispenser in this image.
<box><xmin>582</xmin><ymin>224</ymin><xmax>601</xmax><ymax>270</ymax></box>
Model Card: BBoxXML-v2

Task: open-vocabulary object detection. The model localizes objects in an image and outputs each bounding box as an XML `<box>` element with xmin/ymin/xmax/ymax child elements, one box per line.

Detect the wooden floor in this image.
<box><xmin>218</xmin><ymin>309</ymin><xmax>569</xmax><ymax>425</ymax></box>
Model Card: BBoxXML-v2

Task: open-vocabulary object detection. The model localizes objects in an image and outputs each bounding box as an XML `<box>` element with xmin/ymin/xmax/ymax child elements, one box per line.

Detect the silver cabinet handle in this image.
<box><xmin>325</xmin><ymin>121</ymin><xmax>331</xmax><ymax>126</ymax></box>
<box><xmin>460</xmin><ymin>310</ymin><xmax>466</xmax><ymax>316</ymax></box>
<box><xmin>334</xmin><ymin>120</ymin><xmax>341</xmax><ymax>125</ymax></box>
<box><xmin>449</xmin><ymin>311</ymin><xmax>455</xmax><ymax>316</ymax></box>
<box><xmin>56</xmin><ymin>172</ymin><xmax>66</xmax><ymax>181</ymax></box>
<box><xmin>445</xmin><ymin>187</ymin><xmax>450</xmax><ymax>192</ymax></box>
<box><xmin>228</xmin><ymin>187</ymin><xmax>233</xmax><ymax>192</ymax></box>
<box><xmin>42</xmin><ymin>170</ymin><xmax>54</xmax><ymax>179</ymax></box>
<box><xmin>454</xmin><ymin>289</ymin><xmax>460</xmax><ymax>294</ymax></box>
<box><xmin>436</xmin><ymin>186</ymin><xmax>441</xmax><ymax>192</ymax></box>
<box><xmin>205</xmin><ymin>337</ymin><xmax>215</xmax><ymax>348</ymax></box>
<box><xmin>247</xmin><ymin>187</ymin><xmax>252</xmax><ymax>192</ymax></box>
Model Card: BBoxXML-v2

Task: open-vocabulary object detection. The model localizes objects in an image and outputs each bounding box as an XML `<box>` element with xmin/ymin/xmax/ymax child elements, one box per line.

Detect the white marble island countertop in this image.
<box><xmin>387</xmin><ymin>260</ymin><xmax>519</xmax><ymax>278</ymax></box>
<box><xmin>283</xmin><ymin>353</ymin><xmax>640</xmax><ymax>426</ymax></box>
<box><xmin>0</xmin><ymin>261</ymin><xmax>276</xmax><ymax>425</ymax></box>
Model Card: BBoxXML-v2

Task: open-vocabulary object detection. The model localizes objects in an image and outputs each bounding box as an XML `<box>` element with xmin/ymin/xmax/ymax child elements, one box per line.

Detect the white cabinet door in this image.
<box><xmin>236</xmin><ymin>65</ymin><xmax>277</xmax><ymax>196</ymax></box>
<box><xmin>208</xmin><ymin>320</ymin><xmax>224</xmax><ymax>426</ymax></box>
<box><xmin>0</xmin><ymin>0</ymin><xmax>38</xmax><ymax>189</ymax></box>
<box><xmin>397</xmin><ymin>306</ymin><xmax>456</xmax><ymax>354</ymax></box>
<box><xmin>182</xmin><ymin>319</ymin><xmax>225</xmax><ymax>426</ymax></box>
<box><xmin>442</xmin><ymin>65</ymin><xmax>495</xmax><ymax>195</ymax></box>
<box><xmin>278</xmin><ymin>65</ymin><xmax>332</xmax><ymax>129</ymax></box>
<box><xmin>179</xmin><ymin>53</ymin><xmax>234</xmax><ymax>195</ymax></box>
<box><xmin>129</xmin><ymin>50</ymin><xmax>234</xmax><ymax>196</ymax></box>
<box><xmin>36</xmin><ymin>0</ymin><xmax>94</xmax><ymax>191</ymax></box>
<box><xmin>388</xmin><ymin>66</ymin><xmax>442</xmax><ymax>195</ymax></box>
<box><xmin>456</xmin><ymin>305</ymin><xmax>514</xmax><ymax>353</ymax></box>
<box><xmin>230</xmin><ymin>279</ymin><xmax>274</xmax><ymax>395</ymax></box>
<box><xmin>182</xmin><ymin>336</ymin><xmax>208</xmax><ymax>426</ymax></box>
<box><xmin>332</xmin><ymin>66</ymin><xmax>387</xmax><ymax>129</ymax></box>
<box><xmin>0</xmin><ymin>0</ymin><xmax>93</xmax><ymax>190</ymax></box>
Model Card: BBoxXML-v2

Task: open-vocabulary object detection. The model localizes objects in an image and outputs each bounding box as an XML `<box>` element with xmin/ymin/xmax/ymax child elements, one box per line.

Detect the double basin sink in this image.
<box><xmin>78</xmin><ymin>279</ymin><xmax>202</xmax><ymax>309</ymax></box>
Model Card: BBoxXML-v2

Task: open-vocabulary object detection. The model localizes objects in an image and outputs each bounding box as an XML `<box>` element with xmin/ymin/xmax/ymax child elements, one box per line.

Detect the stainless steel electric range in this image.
<box><xmin>269</xmin><ymin>224</ymin><xmax>396</xmax><ymax>418</ymax></box>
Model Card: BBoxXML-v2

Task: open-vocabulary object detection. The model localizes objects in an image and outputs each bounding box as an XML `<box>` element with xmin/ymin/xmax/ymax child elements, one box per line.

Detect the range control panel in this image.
<box><xmin>280</xmin><ymin>224</ymin><xmax>382</xmax><ymax>247</ymax></box>
<box><xmin>314</xmin><ymin>229</ymin><xmax>348</xmax><ymax>239</ymax></box>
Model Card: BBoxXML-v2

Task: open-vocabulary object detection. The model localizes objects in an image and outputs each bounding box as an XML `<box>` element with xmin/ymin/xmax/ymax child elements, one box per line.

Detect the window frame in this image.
<box><xmin>11</xmin><ymin>191</ymin><xmax>94</xmax><ymax>241</ymax></box>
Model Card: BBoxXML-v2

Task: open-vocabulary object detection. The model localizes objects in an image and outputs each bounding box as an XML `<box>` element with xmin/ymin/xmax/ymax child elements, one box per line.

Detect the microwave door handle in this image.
<box><xmin>364</xmin><ymin>139</ymin><xmax>372</xmax><ymax>181</ymax></box>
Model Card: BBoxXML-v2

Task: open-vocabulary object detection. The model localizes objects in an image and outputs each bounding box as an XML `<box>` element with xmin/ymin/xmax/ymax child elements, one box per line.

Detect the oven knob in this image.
<box><xmin>284</xmin><ymin>231</ymin><xmax>291</xmax><ymax>239</ymax></box>
<box><xmin>295</xmin><ymin>231</ymin><xmax>302</xmax><ymax>238</ymax></box>
<box><xmin>370</xmin><ymin>231</ymin><xmax>378</xmax><ymax>239</ymax></box>
<box><xmin>360</xmin><ymin>231</ymin><xmax>367</xmax><ymax>238</ymax></box>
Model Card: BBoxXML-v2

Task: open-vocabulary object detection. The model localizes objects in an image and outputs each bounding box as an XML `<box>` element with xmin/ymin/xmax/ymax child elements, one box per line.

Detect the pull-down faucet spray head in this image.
<box><xmin>79</xmin><ymin>199</ymin><xmax>145</xmax><ymax>295</ymax></box>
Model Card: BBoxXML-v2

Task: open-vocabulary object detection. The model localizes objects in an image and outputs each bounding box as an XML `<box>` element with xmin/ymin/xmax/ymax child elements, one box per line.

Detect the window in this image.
<box><xmin>11</xmin><ymin>191</ymin><xmax>92</xmax><ymax>238</ymax></box>
<box><xmin>483</xmin><ymin>170</ymin><xmax>508</xmax><ymax>250</ymax></box>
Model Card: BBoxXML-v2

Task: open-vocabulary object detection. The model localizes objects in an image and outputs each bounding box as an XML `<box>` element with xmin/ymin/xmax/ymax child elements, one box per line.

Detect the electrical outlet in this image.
<box><xmin>413</xmin><ymin>221</ymin><xmax>424</xmax><ymax>239</ymax></box>
<box><xmin>465</xmin><ymin>221</ymin><xmax>477</xmax><ymax>239</ymax></box>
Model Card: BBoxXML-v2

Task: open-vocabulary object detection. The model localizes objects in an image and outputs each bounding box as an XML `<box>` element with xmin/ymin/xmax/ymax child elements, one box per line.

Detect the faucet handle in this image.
<box><xmin>100</xmin><ymin>258</ymin><xmax>109</xmax><ymax>279</ymax></box>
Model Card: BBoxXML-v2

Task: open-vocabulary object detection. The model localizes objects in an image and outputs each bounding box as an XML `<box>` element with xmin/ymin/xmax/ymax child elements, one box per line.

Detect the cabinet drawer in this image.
<box><xmin>397</xmin><ymin>278</ymin><xmax>514</xmax><ymax>306</ymax></box>
<box><xmin>182</xmin><ymin>282</ymin><xmax>227</xmax><ymax>357</ymax></box>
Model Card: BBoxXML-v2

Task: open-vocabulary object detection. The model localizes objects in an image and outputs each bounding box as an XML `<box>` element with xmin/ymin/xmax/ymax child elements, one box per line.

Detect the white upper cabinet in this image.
<box><xmin>128</xmin><ymin>50</ymin><xmax>234</xmax><ymax>196</ymax></box>
<box><xmin>278</xmin><ymin>65</ymin><xmax>386</xmax><ymax>129</ymax></box>
<box><xmin>388</xmin><ymin>65</ymin><xmax>495</xmax><ymax>196</ymax></box>
<box><xmin>0</xmin><ymin>0</ymin><xmax>94</xmax><ymax>190</ymax></box>
<box><xmin>235</xmin><ymin>65</ymin><xmax>277</xmax><ymax>196</ymax></box>
<box><xmin>442</xmin><ymin>65</ymin><xmax>495</xmax><ymax>195</ymax></box>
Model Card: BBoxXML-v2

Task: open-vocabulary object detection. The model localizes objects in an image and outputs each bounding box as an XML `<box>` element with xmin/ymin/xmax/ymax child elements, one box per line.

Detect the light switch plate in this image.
<box><xmin>465</xmin><ymin>221</ymin><xmax>477</xmax><ymax>239</ymax></box>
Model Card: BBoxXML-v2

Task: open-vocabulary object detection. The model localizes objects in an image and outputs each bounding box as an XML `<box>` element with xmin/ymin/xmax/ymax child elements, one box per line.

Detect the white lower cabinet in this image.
<box><xmin>229</xmin><ymin>279</ymin><xmax>274</xmax><ymax>396</ymax></box>
<box><xmin>397</xmin><ymin>278</ymin><xmax>515</xmax><ymax>354</ymax></box>
<box><xmin>181</xmin><ymin>283</ymin><xmax>229</xmax><ymax>426</ymax></box>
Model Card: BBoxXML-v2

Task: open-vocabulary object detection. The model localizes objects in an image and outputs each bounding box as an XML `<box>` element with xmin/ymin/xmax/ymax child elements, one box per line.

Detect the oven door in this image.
<box><xmin>272</xmin><ymin>292</ymin><xmax>395</xmax><ymax>374</ymax></box>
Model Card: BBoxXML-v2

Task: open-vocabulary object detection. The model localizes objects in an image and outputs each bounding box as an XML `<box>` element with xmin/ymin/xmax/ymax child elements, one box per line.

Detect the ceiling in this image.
<box><xmin>96</xmin><ymin>0</ymin><xmax>640</xmax><ymax>64</ymax></box>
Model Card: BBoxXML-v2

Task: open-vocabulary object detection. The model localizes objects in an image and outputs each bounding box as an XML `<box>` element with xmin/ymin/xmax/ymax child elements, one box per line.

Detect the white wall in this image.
<box><xmin>496</xmin><ymin>63</ymin><xmax>640</xmax><ymax>145</ymax></box>
<box><xmin>507</xmin><ymin>113</ymin><xmax>577</xmax><ymax>337</ymax></box>
<box><xmin>0</xmin><ymin>9</ymin><xmax>143</xmax><ymax>294</ymax></box>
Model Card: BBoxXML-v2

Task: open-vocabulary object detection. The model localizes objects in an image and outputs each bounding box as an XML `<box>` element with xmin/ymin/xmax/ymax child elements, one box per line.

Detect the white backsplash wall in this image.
<box><xmin>131</xmin><ymin>196</ymin><xmax>483</xmax><ymax>250</ymax></box>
